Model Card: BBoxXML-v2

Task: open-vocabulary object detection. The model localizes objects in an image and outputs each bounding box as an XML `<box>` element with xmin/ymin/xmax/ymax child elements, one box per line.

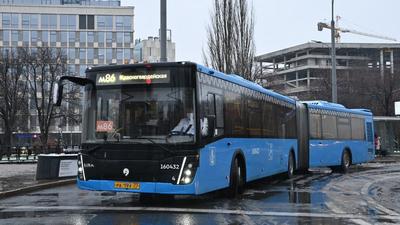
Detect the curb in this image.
<box><xmin>0</xmin><ymin>178</ymin><xmax>76</xmax><ymax>199</ymax></box>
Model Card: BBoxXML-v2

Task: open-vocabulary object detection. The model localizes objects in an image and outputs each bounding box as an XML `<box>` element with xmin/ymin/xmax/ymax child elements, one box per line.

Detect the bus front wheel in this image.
<box><xmin>227</xmin><ymin>157</ymin><xmax>245</xmax><ymax>198</ymax></box>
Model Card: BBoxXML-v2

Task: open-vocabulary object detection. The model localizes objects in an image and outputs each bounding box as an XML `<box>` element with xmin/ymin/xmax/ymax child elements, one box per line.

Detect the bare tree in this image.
<box><xmin>312</xmin><ymin>67</ymin><xmax>400</xmax><ymax>116</ymax></box>
<box><xmin>0</xmin><ymin>49</ymin><xmax>29</xmax><ymax>147</ymax></box>
<box><xmin>204</xmin><ymin>0</ymin><xmax>256</xmax><ymax>80</ymax></box>
<box><xmin>19</xmin><ymin>47</ymin><xmax>69</xmax><ymax>152</ymax></box>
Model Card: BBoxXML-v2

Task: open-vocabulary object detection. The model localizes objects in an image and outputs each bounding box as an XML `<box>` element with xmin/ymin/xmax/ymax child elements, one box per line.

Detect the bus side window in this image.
<box><xmin>207</xmin><ymin>93</ymin><xmax>224</xmax><ymax>135</ymax></box>
<box><xmin>215</xmin><ymin>95</ymin><xmax>224</xmax><ymax>128</ymax></box>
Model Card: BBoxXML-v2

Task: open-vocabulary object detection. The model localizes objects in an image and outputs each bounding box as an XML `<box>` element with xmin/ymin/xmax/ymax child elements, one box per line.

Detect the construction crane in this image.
<box><xmin>317</xmin><ymin>19</ymin><xmax>397</xmax><ymax>43</ymax></box>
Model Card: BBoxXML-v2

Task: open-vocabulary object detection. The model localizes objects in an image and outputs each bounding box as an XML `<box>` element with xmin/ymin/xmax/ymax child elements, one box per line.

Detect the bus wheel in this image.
<box><xmin>340</xmin><ymin>150</ymin><xmax>351</xmax><ymax>173</ymax></box>
<box><xmin>331</xmin><ymin>150</ymin><xmax>351</xmax><ymax>174</ymax></box>
<box><xmin>287</xmin><ymin>152</ymin><xmax>295</xmax><ymax>179</ymax></box>
<box><xmin>227</xmin><ymin>157</ymin><xmax>245</xmax><ymax>198</ymax></box>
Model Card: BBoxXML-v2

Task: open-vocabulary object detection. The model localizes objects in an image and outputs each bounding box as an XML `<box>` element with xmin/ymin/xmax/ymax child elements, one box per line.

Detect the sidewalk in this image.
<box><xmin>0</xmin><ymin>163</ymin><xmax>75</xmax><ymax>199</ymax></box>
<box><xmin>373</xmin><ymin>155</ymin><xmax>400</xmax><ymax>163</ymax></box>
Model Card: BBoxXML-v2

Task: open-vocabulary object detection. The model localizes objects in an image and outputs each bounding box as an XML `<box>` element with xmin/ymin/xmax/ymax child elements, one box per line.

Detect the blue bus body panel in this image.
<box><xmin>309</xmin><ymin>140</ymin><xmax>373</xmax><ymax>167</ymax></box>
<box><xmin>195</xmin><ymin>138</ymin><xmax>297</xmax><ymax>194</ymax></box>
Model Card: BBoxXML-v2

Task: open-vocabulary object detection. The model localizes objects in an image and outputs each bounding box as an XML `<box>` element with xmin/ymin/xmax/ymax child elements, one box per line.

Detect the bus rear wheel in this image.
<box><xmin>227</xmin><ymin>157</ymin><xmax>245</xmax><ymax>198</ymax></box>
<box><xmin>287</xmin><ymin>152</ymin><xmax>295</xmax><ymax>179</ymax></box>
<box><xmin>331</xmin><ymin>150</ymin><xmax>351</xmax><ymax>174</ymax></box>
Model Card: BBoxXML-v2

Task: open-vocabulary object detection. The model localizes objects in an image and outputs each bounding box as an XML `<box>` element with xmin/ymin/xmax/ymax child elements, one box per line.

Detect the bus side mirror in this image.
<box><xmin>206</xmin><ymin>115</ymin><xmax>216</xmax><ymax>137</ymax></box>
<box><xmin>53</xmin><ymin>83</ymin><xmax>64</xmax><ymax>106</ymax></box>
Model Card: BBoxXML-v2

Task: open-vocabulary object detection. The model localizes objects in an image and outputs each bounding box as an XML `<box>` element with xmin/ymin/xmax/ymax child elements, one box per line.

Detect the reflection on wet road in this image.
<box><xmin>1</xmin><ymin>163</ymin><xmax>400</xmax><ymax>225</ymax></box>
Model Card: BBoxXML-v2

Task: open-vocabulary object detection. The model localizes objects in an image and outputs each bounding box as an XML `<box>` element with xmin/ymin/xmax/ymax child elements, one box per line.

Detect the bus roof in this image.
<box><xmin>301</xmin><ymin>100</ymin><xmax>372</xmax><ymax>116</ymax></box>
<box><xmin>195</xmin><ymin>63</ymin><xmax>296</xmax><ymax>105</ymax></box>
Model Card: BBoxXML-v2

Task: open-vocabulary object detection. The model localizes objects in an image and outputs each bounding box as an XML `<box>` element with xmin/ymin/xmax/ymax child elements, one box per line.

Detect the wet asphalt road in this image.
<box><xmin>1</xmin><ymin>162</ymin><xmax>400</xmax><ymax>225</ymax></box>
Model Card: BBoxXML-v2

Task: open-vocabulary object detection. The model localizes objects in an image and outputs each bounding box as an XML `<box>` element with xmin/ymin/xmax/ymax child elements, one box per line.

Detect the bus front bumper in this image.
<box><xmin>77</xmin><ymin>179</ymin><xmax>198</xmax><ymax>195</ymax></box>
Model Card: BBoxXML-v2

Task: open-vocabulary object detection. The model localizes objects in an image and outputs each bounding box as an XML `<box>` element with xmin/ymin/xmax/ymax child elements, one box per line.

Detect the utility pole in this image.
<box><xmin>160</xmin><ymin>0</ymin><xmax>167</xmax><ymax>62</ymax></box>
<box><xmin>331</xmin><ymin>0</ymin><xmax>337</xmax><ymax>103</ymax></box>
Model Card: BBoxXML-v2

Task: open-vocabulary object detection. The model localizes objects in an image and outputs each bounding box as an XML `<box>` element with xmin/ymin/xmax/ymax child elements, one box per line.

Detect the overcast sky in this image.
<box><xmin>122</xmin><ymin>0</ymin><xmax>400</xmax><ymax>63</ymax></box>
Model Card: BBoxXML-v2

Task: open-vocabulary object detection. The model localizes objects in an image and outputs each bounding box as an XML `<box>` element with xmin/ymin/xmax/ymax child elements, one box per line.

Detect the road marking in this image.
<box><xmin>1</xmin><ymin>205</ymin><xmax>400</xmax><ymax>221</ymax></box>
<box><xmin>360</xmin><ymin>174</ymin><xmax>400</xmax><ymax>216</ymax></box>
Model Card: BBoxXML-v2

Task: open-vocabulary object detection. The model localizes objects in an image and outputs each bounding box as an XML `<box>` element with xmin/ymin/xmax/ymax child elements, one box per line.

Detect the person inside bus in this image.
<box><xmin>171</xmin><ymin>110</ymin><xmax>195</xmax><ymax>136</ymax></box>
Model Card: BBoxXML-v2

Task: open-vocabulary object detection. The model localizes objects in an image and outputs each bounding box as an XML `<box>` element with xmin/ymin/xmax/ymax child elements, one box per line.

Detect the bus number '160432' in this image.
<box><xmin>160</xmin><ymin>164</ymin><xmax>180</xmax><ymax>170</ymax></box>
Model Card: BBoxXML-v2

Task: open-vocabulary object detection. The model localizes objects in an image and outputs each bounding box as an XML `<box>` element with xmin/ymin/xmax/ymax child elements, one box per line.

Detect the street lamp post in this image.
<box><xmin>331</xmin><ymin>0</ymin><xmax>337</xmax><ymax>103</ymax></box>
<box><xmin>160</xmin><ymin>0</ymin><xmax>167</xmax><ymax>62</ymax></box>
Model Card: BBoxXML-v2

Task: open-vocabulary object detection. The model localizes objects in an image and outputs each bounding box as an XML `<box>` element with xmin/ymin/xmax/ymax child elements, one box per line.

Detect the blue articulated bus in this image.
<box><xmin>55</xmin><ymin>62</ymin><xmax>375</xmax><ymax>197</ymax></box>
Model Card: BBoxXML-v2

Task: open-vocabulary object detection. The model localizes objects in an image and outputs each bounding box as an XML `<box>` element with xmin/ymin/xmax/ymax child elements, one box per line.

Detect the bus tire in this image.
<box><xmin>227</xmin><ymin>157</ymin><xmax>245</xmax><ymax>198</ymax></box>
<box><xmin>287</xmin><ymin>151</ymin><xmax>295</xmax><ymax>179</ymax></box>
<box><xmin>331</xmin><ymin>150</ymin><xmax>351</xmax><ymax>173</ymax></box>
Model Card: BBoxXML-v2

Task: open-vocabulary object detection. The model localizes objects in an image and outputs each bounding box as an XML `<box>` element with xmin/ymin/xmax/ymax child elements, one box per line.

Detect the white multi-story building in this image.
<box><xmin>134</xmin><ymin>36</ymin><xmax>175</xmax><ymax>63</ymax></box>
<box><xmin>0</xmin><ymin>0</ymin><xmax>134</xmax><ymax>146</ymax></box>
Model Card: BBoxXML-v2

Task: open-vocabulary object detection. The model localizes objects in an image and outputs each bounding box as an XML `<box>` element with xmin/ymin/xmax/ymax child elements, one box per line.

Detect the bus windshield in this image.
<box><xmin>83</xmin><ymin>72</ymin><xmax>196</xmax><ymax>144</ymax></box>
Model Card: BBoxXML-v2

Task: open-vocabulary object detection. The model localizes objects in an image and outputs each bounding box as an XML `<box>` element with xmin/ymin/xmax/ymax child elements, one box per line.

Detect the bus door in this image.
<box><xmin>296</xmin><ymin>102</ymin><xmax>309</xmax><ymax>172</ymax></box>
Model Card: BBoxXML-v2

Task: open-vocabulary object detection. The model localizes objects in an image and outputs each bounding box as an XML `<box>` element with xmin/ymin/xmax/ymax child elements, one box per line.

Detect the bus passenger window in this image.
<box><xmin>215</xmin><ymin>95</ymin><xmax>224</xmax><ymax>128</ymax></box>
<box><xmin>322</xmin><ymin>115</ymin><xmax>337</xmax><ymax>139</ymax></box>
<box><xmin>309</xmin><ymin>113</ymin><xmax>322</xmax><ymax>139</ymax></box>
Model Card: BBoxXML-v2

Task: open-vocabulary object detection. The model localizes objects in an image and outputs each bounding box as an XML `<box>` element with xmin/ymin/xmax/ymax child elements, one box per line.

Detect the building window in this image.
<box><xmin>98</xmin><ymin>48</ymin><xmax>105</xmax><ymax>63</ymax></box>
<box><xmin>31</xmin><ymin>31</ymin><xmax>38</xmax><ymax>45</ymax></box>
<box><xmin>61</xmin><ymin>31</ymin><xmax>68</xmax><ymax>45</ymax></box>
<box><xmin>106</xmin><ymin>48</ymin><xmax>112</xmax><ymax>63</ymax></box>
<box><xmin>97</xmin><ymin>15</ymin><xmax>112</xmax><ymax>30</ymax></box>
<box><xmin>117</xmin><ymin>48</ymin><xmax>123</xmax><ymax>63</ymax></box>
<box><xmin>106</xmin><ymin>32</ymin><xmax>112</xmax><ymax>47</ymax></box>
<box><xmin>79</xmin><ymin>31</ymin><xmax>86</xmax><ymax>46</ymax></box>
<box><xmin>42</xmin><ymin>31</ymin><xmax>49</xmax><ymax>44</ymax></box>
<box><xmin>123</xmin><ymin>16</ymin><xmax>132</xmax><ymax>30</ymax></box>
<box><xmin>42</xmin><ymin>14</ymin><xmax>57</xmax><ymax>29</ymax></box>
<box><xmin>50</xmin><ymin>31</ymin><xmax>57</xmax><ymax>46</ymax></box>
<box><xmin>22</xmin><ymin>14</ymin><xmax>30</xmax><ymax>29</ymax></box>
<box><xmin>2</xmin><ymin>13</ymin><xmax>11</xmax><ymax>28</ymax></box>
<box><xmin>79</xmin><ymin>48</ymin><xmax>86</xmax><ymax>61</ymax></box>
<box><xmin>31</xmin><ymin>14</ymin><xmax>38</xmax><ymax>29</ymax></box>
<box><xmin>115</xmin><ymin>16</ymin><xmax>124</xmax><ymax>30</ymax></box>
<box><xmin>61</xmin><ymin>15</ymin><xmax>68</xmax><ymax>29</ymax></box>
<box><xmin>68</xmin><ymin>15</ymin><xmax>76</xmax><ymax>30</ymax></box>
<box><xmin>87</xmin><ymin>31</ymin><xmax>94</xmax><ymax>46</ymax></box>
<box><xmin>116</xmin><ymin>32</ymin><xmax>123</xmax><ymax>47</ymax></box>
<box><xmin>11</xmin><ymin>14</ymin><xmax>18</xmax><ymax>28</ymax></box>
<box><xmin>79</xmin><ymin>15</ymin><xmax>94</xmax><ymax>30</ymax></box>
<box><xmin>124</xmin><ymin>49</ymin><xmax>131</xmax><ymax>62</ymax></box>
<box><xmin>68</xmin><ymin>48</ymin><xmax>75</xmax><ymax>61</ymax></box>
<box><xmin>87</xmin><ymin>48</ymin><xmax>94</xmax><ymax>61</ymax></box>
<box><xmin>97</xmin><ymin>32</ymin><xmax>105</xmax><ymax>47</ymax></box>
<box><xmin>68</xmin><ymin>31</ymin><xmax>75</xmax><ymax>43</ymax></box>
<box><xmin>11</xmin><ymin>30</ymin><xmax>19</xmax><ymax>44</ymax></box>
<box><xmin>124</xmin><ymin>32</ymin><xmax>131</xmax><ymax>45</ymax></box>
<box><xmin>3</xmin><ymin>30</ymin><xmax>10</xmax><ymax>43</ymax></box>
<box><xmin>23</xmin><ymin>30</ymin><xmax>29</xmax><ymax>45</ymax></box>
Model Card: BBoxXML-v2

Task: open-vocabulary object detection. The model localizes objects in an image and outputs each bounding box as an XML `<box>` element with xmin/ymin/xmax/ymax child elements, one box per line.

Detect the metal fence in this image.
<box><xmin>0</xmin><ymin>145</ymin><xmax>80</xmax><ymax>163</ymax></box>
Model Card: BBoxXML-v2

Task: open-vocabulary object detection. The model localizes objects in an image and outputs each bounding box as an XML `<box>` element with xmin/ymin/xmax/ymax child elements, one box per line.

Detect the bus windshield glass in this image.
<box><xmin>83</xmin><ymin>68</ymin><xmax>196</xmax><ymax>144</ymax></box>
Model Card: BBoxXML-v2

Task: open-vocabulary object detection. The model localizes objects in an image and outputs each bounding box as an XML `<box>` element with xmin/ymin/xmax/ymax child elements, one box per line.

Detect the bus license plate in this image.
<box><xmin>114</xmin><ymin>182</ymin><xmax>140</xmax><ymax>190</ymax></box>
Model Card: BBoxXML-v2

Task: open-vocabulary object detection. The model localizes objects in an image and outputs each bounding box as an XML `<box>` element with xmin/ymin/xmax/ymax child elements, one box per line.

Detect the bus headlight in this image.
<box><xmin>183</xmin><ymin>177</ymin><xmax>191</xmax><ymax>184</ymax></box>
<box><xmin>184</xmin><ymin>169</ymin><xmax>192</xmax><ymax>176</ymax></box>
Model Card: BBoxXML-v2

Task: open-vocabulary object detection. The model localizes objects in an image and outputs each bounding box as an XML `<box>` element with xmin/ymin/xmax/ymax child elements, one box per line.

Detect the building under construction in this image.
<box><xmin>255</xmin><ymin>43</ymin><xmax>400</xmax><ymax>102</ymax></box>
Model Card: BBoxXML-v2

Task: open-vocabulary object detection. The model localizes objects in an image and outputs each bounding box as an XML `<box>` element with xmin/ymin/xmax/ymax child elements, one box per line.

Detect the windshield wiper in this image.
<box><xmin>133</xmin><ymin>137</ymin><xmax>175</xmax><ymax>156</ymax></box>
